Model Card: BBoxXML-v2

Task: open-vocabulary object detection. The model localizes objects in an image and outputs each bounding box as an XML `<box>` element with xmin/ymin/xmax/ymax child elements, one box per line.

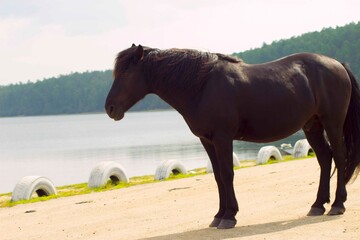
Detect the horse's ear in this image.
<box><xmin>134</xmin><ymin>45</ymin><xmax>144</xmax><ymax>63</ymax></box>
<box><xmin>131</xmin><ymin>43</ymin><xmax>136</xmax><ymax>47</ymax></box>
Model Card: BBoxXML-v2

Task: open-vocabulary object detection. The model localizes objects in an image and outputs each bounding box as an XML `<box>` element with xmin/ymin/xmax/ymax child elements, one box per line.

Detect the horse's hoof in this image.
<box><xmin>217</xmin><ymin>219</ymin><xmax>237</xmax><ymax>229</ymax></box>
<box><xmin>307</xmin><ymin>207</ymin><xmax>325</xmax><ymax>216</ymax></box>
<box><xmin>209</xmin><ymin>218</ymin><xmax>222</xmax><ymax>228</ymax></box>
<box><xmin>328</xmin><ymin>206</ymin><xmax>345</xmax><ymax>215</ymax></box>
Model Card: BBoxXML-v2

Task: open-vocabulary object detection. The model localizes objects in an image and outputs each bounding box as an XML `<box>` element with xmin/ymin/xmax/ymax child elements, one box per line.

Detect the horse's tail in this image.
<box><xmin>342</xmin><ymin>63</ymin><xmax>360</xmax><ymax>184</ymax></box>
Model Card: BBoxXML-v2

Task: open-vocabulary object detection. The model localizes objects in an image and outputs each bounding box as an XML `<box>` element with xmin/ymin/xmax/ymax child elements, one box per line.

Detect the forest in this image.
<box><xmin>233</xmin><ymin>22</ymin><xmax>360</xmax><ymax>79</ymax></box>
<box><xmin>0</xmin><ymin>71</ymin><xmax>169</xmax><ymax>117</ymax></box>
<box><xmin>0</xmin><ymin>21</ymin><xmax>359</xmax><ymax>117</ymax></box>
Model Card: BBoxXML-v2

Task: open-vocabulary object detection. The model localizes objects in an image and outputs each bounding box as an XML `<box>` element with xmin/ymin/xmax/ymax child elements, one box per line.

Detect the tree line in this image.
<box><xmin>0</xmin><ymin>21</ymin><xmax>359</xmax><ymax>117</ymax></box>
<box><xmin>0</xmin><ymin>71</ymin><xmax>169</xmax><ymax>117</ymax></box>
<box><xmin>233</xmin><ymin>22</ymin><xmax>360</xmax><ymax>79</ymax></box>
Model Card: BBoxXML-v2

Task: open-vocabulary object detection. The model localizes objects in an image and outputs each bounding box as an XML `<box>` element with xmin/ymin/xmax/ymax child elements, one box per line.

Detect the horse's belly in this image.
<box><xmin>235</xmin><ymin>112</ymin><xmax>309</xmax><ymax>143</ymax></box>
<box><xmin>238</xmin><ymin>128</ymin><xmax>300</xmax><ymax>143</ymax></box>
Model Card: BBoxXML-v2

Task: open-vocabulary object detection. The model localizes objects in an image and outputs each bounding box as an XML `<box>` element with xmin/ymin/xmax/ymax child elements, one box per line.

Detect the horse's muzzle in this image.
<box><xmin>105</xmin><ymin>104</ymin><xmax>124</xmax><ymax>121</ymax></box>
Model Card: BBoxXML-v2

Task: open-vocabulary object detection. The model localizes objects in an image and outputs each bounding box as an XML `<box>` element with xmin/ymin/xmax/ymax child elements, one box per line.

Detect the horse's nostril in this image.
<box><xmin>106</xmin><ymin>104</ymin><xmax>115</xmax><ymax>116</ymax></box>
<box><xmin>109</xmin><ymin>105</ymin><xmax>114</xmax><ymax>114</ymax></box>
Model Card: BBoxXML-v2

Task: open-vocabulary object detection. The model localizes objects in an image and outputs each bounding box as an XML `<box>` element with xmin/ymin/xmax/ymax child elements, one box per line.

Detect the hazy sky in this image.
<box><xmin>1</xmin><ymin>0</ymin><xmax>359</xmax><ymax>85</ymax></box>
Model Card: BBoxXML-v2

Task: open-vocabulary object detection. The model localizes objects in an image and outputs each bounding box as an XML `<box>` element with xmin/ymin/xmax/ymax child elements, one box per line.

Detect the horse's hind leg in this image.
<box><xmin>323</xmin><ymin>124</ymin><xmax>347</xmax><ymax>215</ymax></box>
<box><xmin>304</xmin><ymin>118</ymin><xmax>333</xmax><ymax>216</ymax></box>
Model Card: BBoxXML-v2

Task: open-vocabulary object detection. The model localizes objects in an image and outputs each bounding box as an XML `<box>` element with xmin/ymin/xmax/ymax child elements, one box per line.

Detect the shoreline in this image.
<box><xmin>0</xmin><ymin>159</ymin><xmax>257</xmax><ymax>206</ymax></box>
<box><xmin>0</xmin><ymin>108</ymin><xmax>175</xmax><ymax>119</ymax></box>
<box><xmin>0</xmin><ymin>157</ymin><xmax>295</xmax><ymax>206</ymax></box>
<box><xmin>0</xmin><ymin>156</ymin><xmax>314</xmax><ymax>207</ymax></box>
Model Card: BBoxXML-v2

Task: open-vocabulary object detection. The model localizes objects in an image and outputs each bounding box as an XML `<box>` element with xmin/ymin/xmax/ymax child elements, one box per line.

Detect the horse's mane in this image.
<box><xmin>114</xmin><ymin>46</ymin><xmax>242</xmax><ymax>94</ymax></box>
<box><xmin>144</xmin><ymin>48</ymin><xmax>242</xmax><ymax>94</ymax></box>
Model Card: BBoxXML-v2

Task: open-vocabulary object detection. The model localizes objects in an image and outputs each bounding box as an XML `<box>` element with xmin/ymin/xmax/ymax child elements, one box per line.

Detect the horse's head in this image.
<box><xmin>105</xmin><ymin>44</ymin><xmax>149</xmax><ymax>121</ymax></box>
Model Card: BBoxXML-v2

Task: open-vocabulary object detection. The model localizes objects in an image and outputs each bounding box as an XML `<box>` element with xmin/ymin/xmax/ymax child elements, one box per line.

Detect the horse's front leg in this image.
<box><xmin>200</xmin><ymin>139</ymin><xmax>226</xmax><ymax>228</ymax></box>
<box><xmin>211</xmin><ymin>133</ymin><xmax>238</xmax><ymax>229</ymax></box>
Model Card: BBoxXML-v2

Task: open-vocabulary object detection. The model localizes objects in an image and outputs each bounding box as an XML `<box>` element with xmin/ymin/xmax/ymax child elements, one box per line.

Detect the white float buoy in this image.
<box><xmin>11</xmin><ymin>176</ymin><xmax>57</xmax><ymax>202</ymax></box>
<box><xmin>256</xmin><ymin>146</ymin><xmax>282</xmax><ymax>164</ymax></box>
<box><xmin>293</xmin><ymin>139</ymin><xmax>313</xmax><ymax>158</ymax></box>
<box><xmin>88</xmin><ymin>161</ymin><xmax>129</xmax><ymax>188</ymax></box>
<box><xmin>154</xmin><ymin>159</ymin><xmax>187</xmax><ymax>180</ymax></box>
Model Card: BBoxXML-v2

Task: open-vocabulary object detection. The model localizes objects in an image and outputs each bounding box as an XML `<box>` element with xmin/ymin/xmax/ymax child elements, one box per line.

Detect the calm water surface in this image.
<box><xmin>0</xmin><ymin>111</ymin><xmax>304</xmax><ymax>193</ymax></box>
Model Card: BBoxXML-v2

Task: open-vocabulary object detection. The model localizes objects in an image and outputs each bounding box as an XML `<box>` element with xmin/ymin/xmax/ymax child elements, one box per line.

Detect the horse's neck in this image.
<box><xmin>148</xmin><ymin>73</ymin><xmax>197</xmax><ymax>116</ymax></box>
<box><xmin>152</xmin><ymin>85</ymin><xmax>195</xmax><ymax>116</ymax></box>
<box><xmin>144</xmin><ymin>54</ymin><xmax>204</xmax><ymax>116</ymax></box>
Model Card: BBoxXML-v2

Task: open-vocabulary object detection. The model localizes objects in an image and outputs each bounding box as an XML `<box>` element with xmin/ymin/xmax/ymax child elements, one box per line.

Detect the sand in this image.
<box><xmin>1</xmin><ymin>158</ymin><xmax>360</xmax><ymax>240</ymax></box>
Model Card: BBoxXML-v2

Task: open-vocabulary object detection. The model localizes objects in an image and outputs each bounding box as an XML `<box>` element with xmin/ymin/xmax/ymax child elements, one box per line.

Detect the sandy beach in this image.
<box><xmin>1</xmin><ymin>158</ymin><xmax>360</xmax><ymax>240</ymax></box>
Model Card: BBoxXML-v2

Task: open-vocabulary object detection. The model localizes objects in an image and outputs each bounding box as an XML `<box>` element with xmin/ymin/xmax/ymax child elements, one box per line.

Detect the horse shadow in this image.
<box><xmin>139</xmin><ymin>215</ymin><xmax>340</xmax><ymax>240</ymax></box>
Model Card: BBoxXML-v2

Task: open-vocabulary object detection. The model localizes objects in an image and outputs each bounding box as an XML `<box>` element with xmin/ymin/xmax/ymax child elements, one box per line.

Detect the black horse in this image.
<box><xmin>105</xmin><ymin>44</ymin><xmax>360</xmax><ymax>229</ymax></box>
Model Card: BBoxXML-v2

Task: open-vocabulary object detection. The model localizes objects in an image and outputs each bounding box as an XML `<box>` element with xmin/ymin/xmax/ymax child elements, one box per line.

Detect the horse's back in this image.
<box><xmin>232</xmin><ymin>53</ymin><xmax>350</xmax><ymax>142</ymax></box>
<box><xmin>241</xmin><ymin>52</ymin><xmax>351</xmax><ymax>109</ymax></box>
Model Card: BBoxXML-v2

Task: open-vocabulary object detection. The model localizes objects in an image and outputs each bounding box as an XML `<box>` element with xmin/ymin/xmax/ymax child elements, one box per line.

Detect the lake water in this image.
<box><xmin>0</xmin><ymin>110</ymin><xmax>304</xmax><ymax>193</ymax></box>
